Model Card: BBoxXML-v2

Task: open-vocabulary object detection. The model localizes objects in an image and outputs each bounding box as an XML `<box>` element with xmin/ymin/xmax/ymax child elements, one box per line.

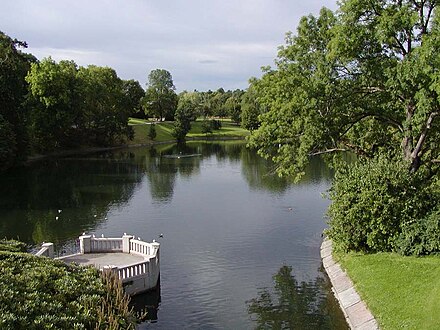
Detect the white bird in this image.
<box><xmin>94</xmin><ymin>215</ymin><xmax>97</xmax><ymax>218</ymax></box>
<box><xmin>137</xmin><ymin>237</ymin><xmax>141</xmax><ymax>240</ymax></box>
<box><xmin>82</xmin><ymin>232</ymin><xmax>86</xmax><ymax>235</ymax></box>
<box><xmin>55</xmin><ymin>216</ymin><xmax>59</xmax><ymax>220</ymax></box>
<box><xmin>101</xmin><ymin>234</ymin><xmax>105</xmax><ymax>238</ymax></box>
<box><xmin>104</xmin><ymin>217</ymin><xmax>108</xmax><ymax>220</ymax></box>
<box><xmin>58</xmin><ymin>209</ymin><xmax>62</xmax><ymax>213</ymax></box>
<box><xmin>159</xmin><ymin>233</ymin><xmax>164</xmax><ymax>238</ymax></box>
<box><xmin>92</xmin><ymin>234</ymin><xmax>96</xmax><ymax>238</ymax></box>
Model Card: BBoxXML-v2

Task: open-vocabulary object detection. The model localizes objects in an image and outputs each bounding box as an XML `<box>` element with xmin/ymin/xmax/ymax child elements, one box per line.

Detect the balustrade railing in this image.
<box><xmin>90</xmin><ymin>238</ymin><xmax>123</xmax><ymax>252</ymax></box>
<box><xmin>130</xmin><ymin>239</ymin><xmax>153</xmax><ymax>256</ymax></box>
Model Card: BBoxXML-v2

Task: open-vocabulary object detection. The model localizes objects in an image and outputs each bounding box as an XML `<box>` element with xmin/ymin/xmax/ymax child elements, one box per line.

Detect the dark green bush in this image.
<box><xmin>327</xmin><ymin>155</ymin><xmax>436</xmax><ymax>253</ymax></box>
<box><xmin>0</xmin><ymin>248</ymin><xmax>136</xmax><ymax>329</ymax></box>
<box><xmin>397</xmin><ymin>207</ymin><xmax>440</xmax><ymax>256</ymax></box>
<box><xmin>211</xmin><ymin>119</ymin><xmax>222</xmax><ymax>130</ymax></box>
<box><xmin>0</xmin><ymin>239</ymin><xmax>27</xmax><ymax>252</ymax></box>
<box><xmin>201</xmin><ymin>120</ymin><xmax>213</xmax><ymax>134</ymax></box>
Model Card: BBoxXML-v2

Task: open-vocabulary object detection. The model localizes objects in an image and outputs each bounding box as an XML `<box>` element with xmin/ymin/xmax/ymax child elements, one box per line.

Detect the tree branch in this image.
<box><xmin>309</xmin><ymin>148</ymin><xmax>348</xmax><ymax>156</ymax></box>
<box><xmin>411</xmin><ymin>111</ymin><xmax>439</xmax><ymax>160</ymax></box>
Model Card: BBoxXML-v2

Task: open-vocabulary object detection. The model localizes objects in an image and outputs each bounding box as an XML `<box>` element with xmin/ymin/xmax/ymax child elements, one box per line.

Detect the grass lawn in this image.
<box><xmin>336</xmin><ymin>252</ymin><xmax>440</xmax><ymax>329</ymax></box>
<box><xmin>127</xmin><ymin>118</ymin><xmax>249</xmax><ymax>145</ymax></box>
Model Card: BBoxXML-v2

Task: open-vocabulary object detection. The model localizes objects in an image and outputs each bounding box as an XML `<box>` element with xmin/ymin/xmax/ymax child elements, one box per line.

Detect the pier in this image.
<box><xmin>36</xmin><ymin>234</ymin><xmax>160</xmax><ymax>296</ymax></box>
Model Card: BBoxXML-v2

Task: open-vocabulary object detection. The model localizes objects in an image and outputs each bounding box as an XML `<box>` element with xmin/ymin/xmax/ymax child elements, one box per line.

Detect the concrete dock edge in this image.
<box><xmin>321</xmin><ymin>238</ymin><xmax>379</xmax><ymax>330</ymax></box>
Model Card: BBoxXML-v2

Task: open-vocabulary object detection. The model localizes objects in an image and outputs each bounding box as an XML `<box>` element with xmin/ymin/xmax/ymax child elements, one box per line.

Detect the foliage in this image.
<box><xmin>122</xmin><ymin>79</ymin><xmax>145</xmax><ymax>119</ymax></box>
<box><xmin>0</xmin><ymin>115</ymin><xmax>17</xmax><ymax>171</ymax></box>
<box><xmin>0</xmin><ymin>31</ymin><xmax>35</xmax><ymax>169</ymax></box>
<box><xmin>148</xmin><ymin>123</ymin><xmax>157</xmax><ymax>140</ymax></box>
<box><xmin>26</xmin><ymin>58</ymin><xmax>134</xmax><ymax>151</ymax></box>
<box><xmin>173</xmin><ymin>91</ymin><xmax>197</xmax><ymax>141</ymax></box>
<box><xmin>337</xmin><ymin>252</ymin><xmax>440</xmax><ymax>329</ymax></box>
<box><xmin>0</xmin><ymin>250</ymin><xmax>136</xmax><ymax>329</ymax></box>
<box><xmin>143</xmin><ymin>69</ymin><xmax>177</xmax><ymax>121</ymax></box>
<box><xmin>397</xmin><ymin>206</ymin><xmax>440</xmax><ymax>256</ymax></box>
<box><xmin>327</xmin><ymin>155</ymin><xmax>437</xmax><ymax>253</ymax></box>
<box><xmin>241</xmin><ymin>83</ymin><xmax>263</xmax><ymax>131</ymax></box>
<box><xmin>0</xmin><ymin>239</ymin><xmax>27</xmax><ymax>252</ymax></box>
<box><xmin>201</xmin><ymin>120</ymin><xmax>213</xmax><ymax>134</ymax></box>
<box><xmin>249</xmin><ymin>1</ymin><xmax>440</xmax><ymax>178</ymax></box>
<box><xmin>26</xmin><ymin>58</ymin><xmax>81</xmax><ymax>150</ymax></box>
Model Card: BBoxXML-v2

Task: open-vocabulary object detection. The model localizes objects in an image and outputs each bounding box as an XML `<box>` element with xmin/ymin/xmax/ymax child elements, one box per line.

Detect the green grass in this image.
<box><xmin>336</xmin><ymin>252</ymin><xmax>440</xmax><ymax>329</ymax></box>
<box><xmin>127</xmin><ymin>119</ymin><xmax>249</xmax><ymax>145</ymax></box>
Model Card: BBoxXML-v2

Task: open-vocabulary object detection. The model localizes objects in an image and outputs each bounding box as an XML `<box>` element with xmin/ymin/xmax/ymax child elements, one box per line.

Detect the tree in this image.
<box><xmin>241</xmin><ymin>83</ymin><xmax>263</xmax><ymax>131</ymax></box>
<box><xmin>249</xmin><ymin>2</ymin><xmax>440</xmax><ymax>180</ymax></box>
<box><xmin>224</xmin><ymin>90</ymin><xmax>243</xmax><ymax>124</ymax></box>
<box><xmin>0</xmin><ymin>31</ymin><xmax>35</xmax><ymax>168</ymax></box>
<box><xmin>143</xmin><ymin>69</ymin><xmax>177</xmax><ymax>121</ymax></box>
<box><xmin>173</xmin><ymin>91</ymin><xmax>197</xmax><ymax>141</ymax></box>
<box><xmin>122</xmin><ymin>79</ymin><xmax>144</xmax><ymax>118</ymax></box>
<box><xmin>26</xmin><ymin>58</ymin><xmax>80</xmax><ymax>151</ymax></box>
<box><xmin>77</xmin><ymin>65</ymin><xmax>133</xmax><ymax>146</ymax></box>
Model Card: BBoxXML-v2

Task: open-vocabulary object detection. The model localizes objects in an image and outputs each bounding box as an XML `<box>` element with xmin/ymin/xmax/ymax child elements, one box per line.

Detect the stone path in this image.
<box><xmin>58</xmin><ymin>252</ymin><xmax>146</xmax><ymax>269</ymax></box>
<box><xmin>321</xmin><ymin>239</ymin><xmax>379</xmax><ymax>330</ymax></box>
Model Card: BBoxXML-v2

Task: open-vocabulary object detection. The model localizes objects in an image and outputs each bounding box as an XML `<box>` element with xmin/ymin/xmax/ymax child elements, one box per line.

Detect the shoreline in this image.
<box><xmin>321</xmin><ymin>238</ymin><xmax>379</xmax><ymax>329</ymax></box>
<box><xmin>24</xmin><ymin>135</ymin><xmax>246</xmax><ymax>165</ymax></box>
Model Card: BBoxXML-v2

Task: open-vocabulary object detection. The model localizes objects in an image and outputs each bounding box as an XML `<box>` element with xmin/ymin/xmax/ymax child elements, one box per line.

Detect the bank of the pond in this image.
<box><xmin>324</xmin><ymin>238</ymin><xmax>440</xmax><ymax>330</ymax></box>
<box><xmin>321</xmin><ymin>239</ymin><xmax>378</xmax><ymax>329</ymax></box>
<box><xmin>25</xmin><ymin>121</ymin><xmax>248</xmax><ymax>164</ymax></box>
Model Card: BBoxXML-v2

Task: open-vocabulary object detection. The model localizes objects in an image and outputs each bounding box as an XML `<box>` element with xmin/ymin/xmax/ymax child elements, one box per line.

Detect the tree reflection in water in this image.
<box><xmin>247</xmin><ymin>265</ymin><xmax>348</xmax><ymax>329</ymax></box>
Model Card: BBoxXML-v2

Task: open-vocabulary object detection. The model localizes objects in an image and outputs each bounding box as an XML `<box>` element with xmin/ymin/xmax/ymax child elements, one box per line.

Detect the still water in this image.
<box><xmin>0</xmin><ymin>141</ymin><xmax>348</xmax><ymax>329</ymax></box>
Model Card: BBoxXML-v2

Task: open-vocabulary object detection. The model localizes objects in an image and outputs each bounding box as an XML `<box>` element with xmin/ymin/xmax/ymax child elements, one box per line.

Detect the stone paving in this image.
<box><xmin>321</xmin><ymin>239</ymin><xmax>379</xmax><ymax>330</ymax></box>
<box><xmin>58</xmin><ymin>252</ymin><xmax>146</xmax><ymax>269</ymax></box>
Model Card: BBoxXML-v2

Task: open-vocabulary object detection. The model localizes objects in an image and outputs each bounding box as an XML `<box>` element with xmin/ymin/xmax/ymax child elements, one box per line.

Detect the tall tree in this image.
<box><xmin>143</xmin><ymin>69</ymin><xmax>177</xmax><ymax>121</ymax></box>
<box><xmin>241</xmin><ymin>83</ymin><xmax>263</xmax><ymax>131</ymax></box>
<box><xmin>26</xmin><ymin>58</ymin><xmax>80</xmax><ymax>151</ymax></box>
<box><xmin>122</xmin><ymin>79</ymin><xmax>144</xmax><ymax>118</ymax></box>
<box><xmin>250</xmin><ymin>2</ymin><xmax>440</xmax><ymax>179</ymax></box>
<box><xmin>173</xmin><ymin>91</ymin><xmax>197</xmax><ymax>141</ymax></box>
<box><xmin>0</xmin><ymin>31</ymin><xmax>35</xmax><ymax>169</ymax></box>
<box><xmin>77</xmin><ymin>65</ymin><xmax>132</xmax><ymax>145</ymax></box>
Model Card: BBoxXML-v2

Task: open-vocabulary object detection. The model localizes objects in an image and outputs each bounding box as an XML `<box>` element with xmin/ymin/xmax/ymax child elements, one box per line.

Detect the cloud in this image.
<box><xmin>2</xmin><ymin>0</ymin><xmax>338</xmax><ymax>91</ymax></box>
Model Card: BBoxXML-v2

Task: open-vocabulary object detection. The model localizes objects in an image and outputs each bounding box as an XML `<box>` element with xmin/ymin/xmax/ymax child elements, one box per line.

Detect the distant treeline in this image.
<box><xmin>0</xmin><ymin>31</ymin><xmax>263</xmax><ymax>171</ymax></box>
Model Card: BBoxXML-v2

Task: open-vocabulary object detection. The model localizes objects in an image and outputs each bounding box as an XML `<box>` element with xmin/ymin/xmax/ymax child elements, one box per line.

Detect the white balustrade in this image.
<box><xmin>129</xmin><ymin>239</ymin><xmax>152</xmax><ymax>256</ymax></box>
<box><xmin>90</xmin><ymin>238</ymin><xmax>123</xmax><ymax>252</ymax></box>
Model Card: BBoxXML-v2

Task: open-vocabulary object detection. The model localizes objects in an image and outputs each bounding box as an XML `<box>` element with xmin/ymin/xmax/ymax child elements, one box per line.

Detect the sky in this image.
<box><xmin>2</xmin><ymin>0</ymin><xmax>338</xmax><ymax>92</ymax></box>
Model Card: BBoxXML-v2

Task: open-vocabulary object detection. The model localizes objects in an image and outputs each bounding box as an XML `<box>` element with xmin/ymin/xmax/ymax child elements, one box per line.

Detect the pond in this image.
<box><xmin>0</xmin><ymin>141</ymin><xmax>348</xmax><ymax>329</ymax></box>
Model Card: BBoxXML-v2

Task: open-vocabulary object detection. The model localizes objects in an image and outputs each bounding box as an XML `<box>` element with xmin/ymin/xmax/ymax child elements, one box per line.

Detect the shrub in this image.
<box><xmin>201</xmin><ymin>120</ymin><xmax>213</xmax><ymax>134</ymax></box>
<box><xmin>0</xmin><ymin>246</ymin><xmax>136</xmax><ymax>329</ymax></box>
<box><xmin>327</xmin><ymin>154</ymin><xmax>436</xmax><ymax>253</ymax></box>
<box><xmin>397</xmin><ymin>207</ymin><xmax>440</xmax><ymax>256</ymax></box>
<box><xmin>148</xmin><ymin>123</ymin><xmax>157</xmax><ymax>140</ymax></box>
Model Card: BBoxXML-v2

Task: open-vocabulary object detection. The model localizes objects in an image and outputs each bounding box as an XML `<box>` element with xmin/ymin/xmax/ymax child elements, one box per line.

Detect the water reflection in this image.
<box><xmin>247</xmin><ymin>265</ymin><xmax>348</xmax><ymax>329</ymax></box>
<box><xmin>130</xmin><ymin>281</ymin><xmax>161</xmax><ymax>323</ymax></box>
<box><xmin>0</xmin><ymin>152</ymin><xmax>144</xmax><ymax>245</ymax></box>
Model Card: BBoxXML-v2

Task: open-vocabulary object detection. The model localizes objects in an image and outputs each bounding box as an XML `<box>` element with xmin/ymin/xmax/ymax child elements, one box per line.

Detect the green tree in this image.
<box><xmin>26</xmin><ymin>58</ymin><xmax>80</xmax><ymax>151</ymax></box>
<box><xmin>77</xmin><ymin>65</ymin><xmax>133</xmax><ymax>146</ymax></box>
<box><xmin>173</xmin><ymin>91</ymin><xmax>196</xmax><ymax>141</ymax></box>
<box><xmin>122</xmin><ymin>79</ymin><xmax>144</xmax><ymax>118</ymax></box>
<box><xmin>241</xmin><ymin>84</ymin><xmax>263</xmax><ymax>131</ymax></box>
<box><xmin>148</xmin><ymin>123</ymin><xmax>157</xmax><ymax>140</ymax></box>
<box><xmin>0</xmin><ymin>31</ymin><xmax>35</xmax><ymax>168</ymax></box>
<box><xmin>250</xmin><ymin>2</ymin><xmax>440</xmax><ymax>179</ymax></box>
<box><xmin>143</xmin><ymin>69</ymin><xmax>177</xmax><ymax>121</ymax></box>
<box><xmin>224</xmin><ymin>90</ymin><xmax>243</xmax><ymax>124</ymax></box>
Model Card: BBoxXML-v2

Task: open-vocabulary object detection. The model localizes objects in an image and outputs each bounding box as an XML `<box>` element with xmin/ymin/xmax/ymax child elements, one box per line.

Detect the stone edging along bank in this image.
<box><xmin>321</xmin><ymin>238</ymin><xmax>379</xmax><ymax>330</ymax></box>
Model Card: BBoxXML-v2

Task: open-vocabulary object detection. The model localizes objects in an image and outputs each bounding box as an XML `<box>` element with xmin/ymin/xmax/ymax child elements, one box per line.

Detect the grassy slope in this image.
<box><xmin>128</xmin><ymin>118</ymin><xmax>249</xmax><ymax>145</ymax></box>
<box><xmin>336</xmin><ymin>252</ymin><xmax>440</xmax><ymax>329</ymax></box>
